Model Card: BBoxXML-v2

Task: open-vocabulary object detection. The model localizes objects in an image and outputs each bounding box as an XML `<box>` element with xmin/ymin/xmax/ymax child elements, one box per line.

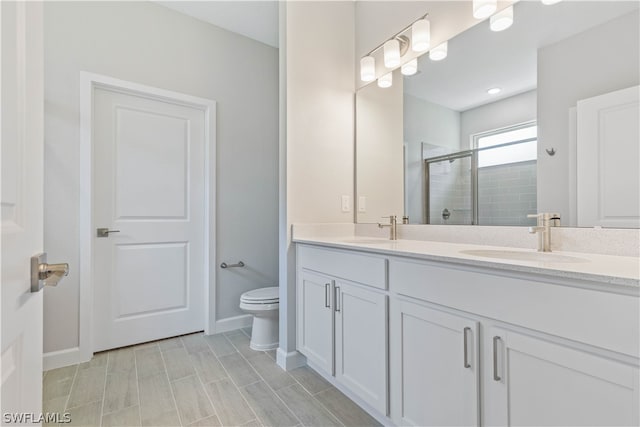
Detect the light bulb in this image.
<box><xmin>401</xmin><ymin>59</ymin><xmax>418</xmax><ymax>76</ymax></box>
<box><xmin>360</xmin><ymin>56</ymin><xmax>375</xmax><ymax>82</ymax></box>
<box><xmin>378</xmin><ymin>72</ymin><xmax>393</xmax><ymax>88</ymax></box>
<box><xmin>411</xmin><ymin>18</ymin><xmax>430</xmax><ymax>52</ymax></box>
<box><xmin>429</xmin><ymin>41</ymin><xmax>448</xmax><ymax>61</ymax></box>
<box><xmin>473</xmin><ymin>0</ymin><xmax>497</xmax><ymax>19</ymax></box>
<box><xmin>490</xmin><ymin>6</ymin><xmax>513</xmax><ymax>32</ymax></box>
<box><xmin>383</xmin><ymin>39</ymin><xmax>401</xmax><ymax>68</ymax></box>
<box><xmin>541</xmin><ymin>0</ymin><xmax>562</xmax><ymax>4</ymax></box>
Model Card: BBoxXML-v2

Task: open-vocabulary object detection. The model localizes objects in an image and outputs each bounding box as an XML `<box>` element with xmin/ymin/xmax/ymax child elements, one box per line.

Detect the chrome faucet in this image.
<box><xmin>527</xmin><ymin>213</ymin><xmax>561</xmax><ymax>252</ymax></box>
<box><xmin>378</xmin><ymin>215</ymin><xmax>398</xmax><ymax>240</ymax></box>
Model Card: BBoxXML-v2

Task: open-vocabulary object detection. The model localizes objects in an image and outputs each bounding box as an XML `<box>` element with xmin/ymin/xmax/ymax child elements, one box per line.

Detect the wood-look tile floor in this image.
<box><xmin>43</xmin><ymin>329</ymin><xmax>381</xmax><ymax>427</ymax></box>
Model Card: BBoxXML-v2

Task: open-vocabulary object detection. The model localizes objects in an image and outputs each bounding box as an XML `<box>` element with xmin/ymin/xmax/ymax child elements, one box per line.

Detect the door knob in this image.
<box><xmin>31</xmin><ymin>253</ymin><xmax>69</xmax><ymax>292</ymax></box>
<box><xmin>97</xmin><ymin>228</ymin><xmax>120</xmax><ymax>238</ymax></box>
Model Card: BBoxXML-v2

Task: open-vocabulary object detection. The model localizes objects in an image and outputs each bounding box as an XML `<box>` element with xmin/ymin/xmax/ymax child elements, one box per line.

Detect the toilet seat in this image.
<box><xmin>240</xmin><ymin>287</ymin><xmax>279</xmax><ymax>304</ymax></box>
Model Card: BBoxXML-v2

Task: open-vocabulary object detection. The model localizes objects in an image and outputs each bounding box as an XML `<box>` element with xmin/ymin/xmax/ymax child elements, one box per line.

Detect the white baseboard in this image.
<box><xmin>214</xmin><ymin>314</ymin><xmax>253</xmax><ymax>334</ymax></box>
<box><xmin>276</xmin><ymin>348</ymin><xmax>306</xmax><ymax>371</ymax></box>
<box><xmin>43</xmin><ymin>347</ymin><xmax>82</xmax><ymax>371</ymax></box>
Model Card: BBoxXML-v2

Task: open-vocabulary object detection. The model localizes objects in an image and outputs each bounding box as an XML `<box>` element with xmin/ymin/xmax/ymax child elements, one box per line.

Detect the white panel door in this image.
<box><xmin>93</xmin><ymin>86</ymin><xmax>206</xmax><ymax>351</ymax></box>
<box><xmin>577</xmin><ymin>85</ymin><xmax>640</xmax><ymax>228</ymax></box>
<box><xmin>296</xmin><ymin>270</ymin><xmax>334</xmax><ymax>374</ymax></box>
<box><xmin>1</xmin><ymin>1</ymin><xmax>44</xmax><ymax>419</ymax></box>
<box><xmin>390</xmin><ymin>298</ymin><xmax>479</xmax><ymax>426</ymax></box>
<box><xmin>334</xmin><ymin>281</ymin><xmax>388</xmax><ymax>415</ymax></box>
<box><xmin>485</xmin><ymin>327</ymin><xmax>639</xmax><ymax>426</ymax></box>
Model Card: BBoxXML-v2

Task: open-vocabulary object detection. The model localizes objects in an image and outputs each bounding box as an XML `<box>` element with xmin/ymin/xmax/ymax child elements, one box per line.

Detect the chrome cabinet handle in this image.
<box><xmin>334</xmin><ymin>286</ymin><xmax>341</xmax><ymax>312</ymax></box>
<box><xmin>493</xmin><ymin>336</ymin><xmax>502</xmax><ymax>381</ymax></box>
<box><xmin>97</xmin><ymin>228</ymin><xmax>120</xmax><ymax>238</ymax></box>
<box><xmin>463</xmin><ymin>327</ymin><xmax>471</xmax><ymax>369</ymax></box>
<box><xmin>324</xmin><ymin>283</ymin><xmax>331</xmax><ymax>308</ymax></box>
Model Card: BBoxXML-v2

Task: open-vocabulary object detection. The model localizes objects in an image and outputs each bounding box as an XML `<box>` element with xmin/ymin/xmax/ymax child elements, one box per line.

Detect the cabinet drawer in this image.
<box><xmin>389</xmin><ymin>258</ymin><xmax>639</xmax><ymax>358</ymax></box>
<box><xmin>298</xmin><ymin>245</ymin><xmax>387</xmax><ymax>290</ymax></box>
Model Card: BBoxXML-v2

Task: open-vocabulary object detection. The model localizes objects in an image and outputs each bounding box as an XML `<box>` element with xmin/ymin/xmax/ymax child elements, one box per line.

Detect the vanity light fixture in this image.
<box><xmin>541</xmin><ymin>0</ymin><xmax>562</xmax><ymax>4</ymax></box>
<box><xmin>411</xmin><ymin>18</ymin><xmax>430</xmax><ymax>52</ymax></box>
<box><xmin>384</xmin><ymin>39</ymin><xmax>401</xmax><ymax>68</ymax></box>
<box><xmin>429</xmin><ymin>41</ymin><xmax>448</xmax><ymax>61</ymax></box>
<box><xmin>473</xmin><ymin>0</ymin><xmax>497</xmax><ymax>19</ymax></box>
<box><xmin>359</xmin><ymin>12</ymin><xmax>428</xmax><ymax>82</ymax></box>
<box><xmin>360</xmin><ymin>56</ymin><xmax>376</xmax><ymax>82</ymax></box>
<box><xmin>487</xmin><ymin>87</ymin><xmax>502</xmax><ymax>95</ymax></box>
<box><xmin>378</xmin><ymin>72</ymin><xmax>393</xmax><ymax>88</ymax></box>
<box><xmin>490</xmin><ymin>6</ymin><xmax>513</xmax><ymax>32</ymax></box>
<box><xmin>401</xmin><ymin>58</ymin><xmax>418</xmax><ymax>76</ymax></box>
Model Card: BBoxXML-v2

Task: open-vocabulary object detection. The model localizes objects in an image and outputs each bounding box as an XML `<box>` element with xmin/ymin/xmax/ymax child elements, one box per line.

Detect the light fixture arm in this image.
<box><xmin>364</xmin><ymin>12</ymin><xmax>429</xmax><ymax>57</ymax></box>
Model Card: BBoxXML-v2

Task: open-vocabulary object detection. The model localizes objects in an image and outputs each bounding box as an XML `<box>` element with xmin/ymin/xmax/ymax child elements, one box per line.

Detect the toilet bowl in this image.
<box><xmin>239</xmin><ymin>287</ymin><xmax>279</xmax><ymax>351</ymax></box>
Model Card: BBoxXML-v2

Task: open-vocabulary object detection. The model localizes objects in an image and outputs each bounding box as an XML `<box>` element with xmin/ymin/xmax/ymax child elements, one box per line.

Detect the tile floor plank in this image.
<box><xmin>162</xmin><ymin>347</ymin><xmax>196</xmax><ymax>381</ymax></box>
<box><xmin>314</xmin><ymin>387</ymin><xmax>382</xmax><ymax>427</ymax></box>
<box><xmin>66</xmin><ymin>366</ymin><xmax>107</xmax><ymax>409</ymax></box>
<box><xmin>240</xmin><ymin>381</ymin><xmax>299</xmax><ymax>427</ymax></box>
<box><xmin>135</xmin><ymin>347</ymin><xmax>165</xmax><ymax>379</ymax></box>
<box><xmin>190</xmin><ymin>350</ymin><xmax>227</xmax><ymax>384</ymax></box>
<box><xmin>138</xmin><ymin>373</ymin><xmax>177</xmax><ymax>424</ymax></box>
<box><xmin>289</xmin><ymin>366</ymin><xmax>332</xmax><ymax>395</ymax></box>
<box><xmin>101</xmin><ymin>405</ymin><xmax>141</xmax><ymax>427</ymax></box>
<box><xmin>218</xmin><ymin>353</ymin><xmax>261</xmax><ymax>387</ymax></box>
<box><xmin>181</xmin><ymin>333</ymin><xmax>210</xmax><ymax>355</ymax></box>
<box><xmin>246</xmin><ymin>353</ymin><xmax>295</xmax><ymax>391</ymax></box>
<box><xmin>204</xmin><ymin>334</ymin><xmax>237</xmax><ymax>357</ymax></box>
<box><xmin>204</xmin><ymin>378</ymin><xmax>255</xmax><ymax>426</ymax></box>
<box><xmin>276</xmin><ymin>384</ymin><xmax>342</xmax><ymax>427</ymax></box>
<box><xmin>103</xmin><ymin>370</ymin><xmax>139</xmax><ymax>414</ymax></box>
<box><xmin>171</xmin><ymin>375</ymin><xmax>215</xmax><ymax>425</ymax></box>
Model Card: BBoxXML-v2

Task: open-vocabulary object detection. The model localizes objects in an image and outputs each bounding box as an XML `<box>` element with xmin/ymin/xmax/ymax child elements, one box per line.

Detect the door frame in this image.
<box><xmin>79</xmin><ymin>72</ymin><xmax>216</xmax><ymax>360</ymax></box>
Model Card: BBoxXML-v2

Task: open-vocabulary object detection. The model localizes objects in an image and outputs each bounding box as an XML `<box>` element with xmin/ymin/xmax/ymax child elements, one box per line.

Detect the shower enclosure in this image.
<box><xmin>424</xmin><ymin>137</ymin><xmax>538</xmax><ymax>226</ymax></box>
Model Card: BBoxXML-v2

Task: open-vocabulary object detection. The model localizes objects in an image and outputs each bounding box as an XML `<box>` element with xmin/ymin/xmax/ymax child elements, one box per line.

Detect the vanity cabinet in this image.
<box><xmin>296</xmin><ymin>245</ymin><xmax>388</xmax><ymax>415</ymax></box>
<box><xmin>389</xmin><ymin>257</ymin><xmax>640</xmax><ymax>427</ymax></box>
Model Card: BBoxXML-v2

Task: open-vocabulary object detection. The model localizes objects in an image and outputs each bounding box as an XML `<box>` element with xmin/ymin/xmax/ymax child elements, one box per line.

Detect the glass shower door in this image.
<box><xmin>425</xmin><ymin>153</ymin><xmax>473</xmax><ymax>225</ymax></box>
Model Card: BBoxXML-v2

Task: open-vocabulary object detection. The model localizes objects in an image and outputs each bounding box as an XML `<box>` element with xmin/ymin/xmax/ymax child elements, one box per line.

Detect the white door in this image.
<box><xmin>485</xmin><ymin>327</ymin><xmax>639</xmax><ymax>426</ymax></box>
<box><xmin>390</xmin><ymin>298</ymin><xmax>479</xmax><ymax>426</ymax></box>
<box><xmin>296</xmin><ymin>270</ymin><xmax>334</xmax><ymax>374</ymax></box>
<box><xmin>334</xmin><ymin>281</ymin><xmax>387</xmax><ymax>415</ymax></box>
<box><xmin>92</xmin><ymin>83</ymin><xmax>208</xmax><ymax>351</ymax></box>
<box><xmin>577</xmin><ymin>85</ymin><xmax>640</xmax><ymax>228</ymax></box>
<box><xmin>1</xmin><ymin>1</ymin><xmax>45</xmax><ymax>419</ymax></box>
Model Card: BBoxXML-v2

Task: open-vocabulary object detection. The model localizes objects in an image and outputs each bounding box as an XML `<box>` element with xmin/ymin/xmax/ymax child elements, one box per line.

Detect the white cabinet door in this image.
<box><xmin>485</xmin><ymin>327</ymin><xmax>640</xmax><ymax>427</ymax></box>
<box><xmin>335</xmin><ymin>281</ymin><xmax>388</xmax><ymax>415</ymax></box>
<box><xmin>390</xmin><ymin>298</ymin><xmax>479</xmax><ymax>426</ymax></box>
<box><xmin>297</xmin><ymin>270</ymin><xmax>334</xmax><ymax>374</ymax></box>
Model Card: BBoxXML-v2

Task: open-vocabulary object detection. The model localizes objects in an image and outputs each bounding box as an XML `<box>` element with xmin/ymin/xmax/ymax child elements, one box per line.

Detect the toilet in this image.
<box><xmin>239</xmin><ymin>287</ymin><xmax>279</xmax><ymax>350</ymax></box>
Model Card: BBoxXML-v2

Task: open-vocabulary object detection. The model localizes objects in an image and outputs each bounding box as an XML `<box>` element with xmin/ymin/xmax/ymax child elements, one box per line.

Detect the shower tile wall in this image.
<box><xmin>478</xmin><ymin>160</ymin><xmax>537</xmax><ymax>226</ymax></box>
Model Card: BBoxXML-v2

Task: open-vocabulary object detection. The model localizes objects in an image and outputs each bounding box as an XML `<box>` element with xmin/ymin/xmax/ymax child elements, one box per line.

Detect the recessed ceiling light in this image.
<box><xmin>487</xmin><ymin>87</ymin><xmax>502</xmax><ymax>95</ymax></box>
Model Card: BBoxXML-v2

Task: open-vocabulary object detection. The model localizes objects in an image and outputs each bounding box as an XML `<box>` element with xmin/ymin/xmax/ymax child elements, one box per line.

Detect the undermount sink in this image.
<box><xmin>460</xmin><ymin>249</ymin><xmax>588</xmax><ymax>263</ymax></box>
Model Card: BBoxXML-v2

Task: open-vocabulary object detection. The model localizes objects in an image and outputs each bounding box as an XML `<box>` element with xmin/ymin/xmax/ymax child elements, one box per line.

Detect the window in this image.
<box><xmin>474</xmin><ymin>123</ymin><xmax>537</xmax><ymax>168</ymax></box>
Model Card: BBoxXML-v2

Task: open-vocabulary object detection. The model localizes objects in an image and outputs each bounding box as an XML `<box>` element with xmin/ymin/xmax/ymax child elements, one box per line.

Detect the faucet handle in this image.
<box><xmin>527</xmin><ymin>213</ymin><xmax>542</xmax><ymax>219</ymax></box>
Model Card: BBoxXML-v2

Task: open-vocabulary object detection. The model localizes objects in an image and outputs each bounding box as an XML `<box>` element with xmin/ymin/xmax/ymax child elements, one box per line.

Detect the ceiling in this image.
<box><xmin>155</xmin><ymin>1</ymin><xmax>279</xmax><ymax>48</ymax></box>
<box><xmin>403</xmin><ymin>1</ymin><xmax>639</xmax><ymax>112</ymax></box>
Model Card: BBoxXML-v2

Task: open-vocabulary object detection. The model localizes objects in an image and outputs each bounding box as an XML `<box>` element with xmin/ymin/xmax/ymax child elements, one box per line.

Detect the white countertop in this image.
<box><xmin>293</xmin><ymin>236</ymin><xmax>640</xmax><ymax>289</ymax></box>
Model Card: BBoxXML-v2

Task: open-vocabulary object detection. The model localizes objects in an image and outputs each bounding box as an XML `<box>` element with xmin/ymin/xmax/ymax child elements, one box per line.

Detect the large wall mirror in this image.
<box><xmin>355</xmin><ymin>1</ymin><xmax>639</xmax><ymax>228</ymax></box>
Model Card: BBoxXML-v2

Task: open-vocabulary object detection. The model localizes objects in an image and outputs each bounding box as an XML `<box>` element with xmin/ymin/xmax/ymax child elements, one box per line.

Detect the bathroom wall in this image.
<box><xmin>404</xmin><ymin>94</ymin><xmax>461</xmax><ymax>224</ymax></box>
<box><xmin>537</xmin><ymin>9</ymin><xmax>639</xmax><ymax>221</ymax></box>
<box><xmin>279</xmin><ymin>1</ymin><xmax>355</xmax><ymax>367</ymax></box>
<box><xmin>356</xmin><ymin>69</ymin><xmax>404</xmax><ymax>224</ymax></box>
<box><xmin>44</xmin><ymin>2</ymin><xmax>278</xmax><ymax>358</ymax></box>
